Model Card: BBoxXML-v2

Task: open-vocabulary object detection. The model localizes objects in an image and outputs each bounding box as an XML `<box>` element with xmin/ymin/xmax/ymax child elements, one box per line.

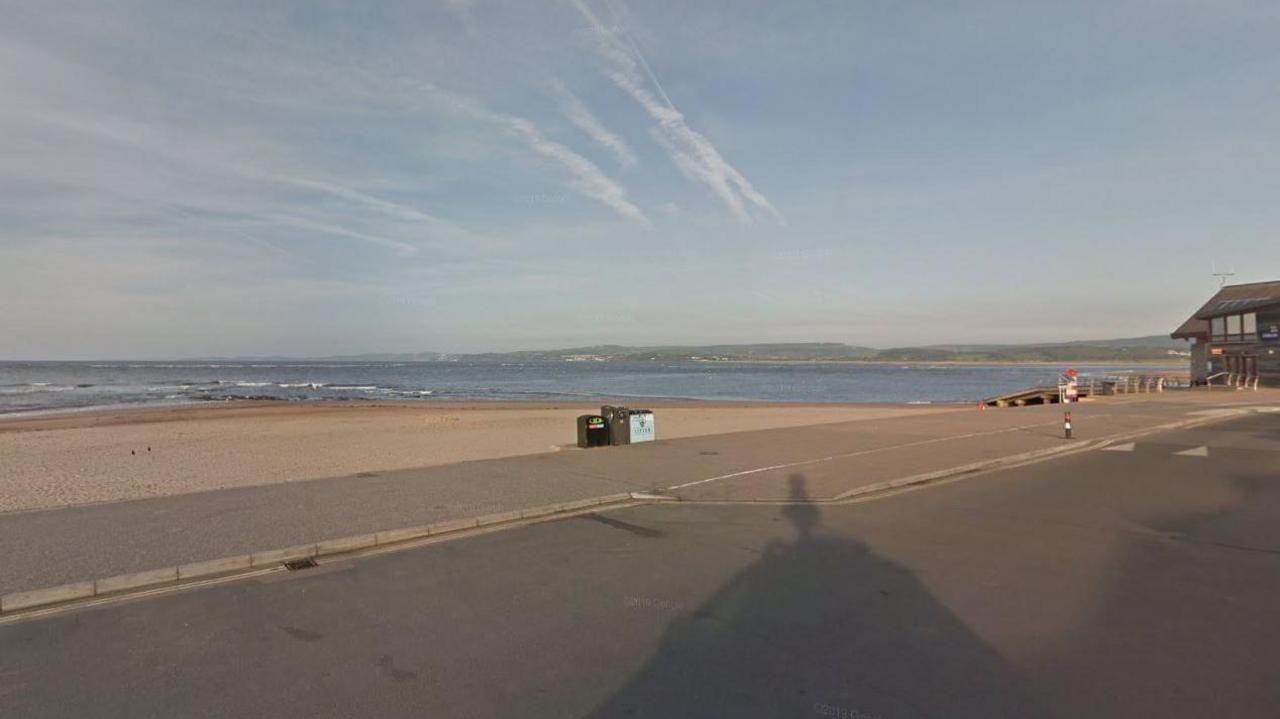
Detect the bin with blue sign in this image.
<box><xmin>628</xmin><ymin>409</ymin><xmax>655</xmax><ymax>443</ymax></box>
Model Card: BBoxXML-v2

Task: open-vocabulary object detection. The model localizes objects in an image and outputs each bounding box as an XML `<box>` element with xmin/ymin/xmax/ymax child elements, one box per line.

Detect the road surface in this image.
<box><xmin>2</xmin><ymin>412</ymin><xmax>1279</xmax><ymax>717</ymax></box>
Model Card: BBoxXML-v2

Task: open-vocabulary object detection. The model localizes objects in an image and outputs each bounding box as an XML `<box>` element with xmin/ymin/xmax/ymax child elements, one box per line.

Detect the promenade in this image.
<box><xmin>4</xmin><ymin>400</ymin><xmax>1280</xmax><ymax>717</ymax></box>
<box><xmin>2</xmin><ymin>389</ymin><xmax>1275</xmax><ymax>597</ymax></box>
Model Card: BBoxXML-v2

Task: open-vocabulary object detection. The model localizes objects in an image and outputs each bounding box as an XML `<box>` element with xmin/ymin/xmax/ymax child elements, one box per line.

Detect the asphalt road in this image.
<box><xmin>3</xmin><ymin>394</ymin><xmax>1268</xmax><ymax>595</ymax></box>
<box><xmin>3</xmin><ymin>412</ymin><xmax>1280</xmax><ymax>717</ymax></box>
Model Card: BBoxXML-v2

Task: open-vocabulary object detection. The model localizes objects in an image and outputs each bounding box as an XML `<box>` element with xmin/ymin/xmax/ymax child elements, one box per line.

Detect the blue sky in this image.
<box><xmin>2</xmin><ymin>1</ymin><xmax>1278</xmax><ymax>358</ymax></box>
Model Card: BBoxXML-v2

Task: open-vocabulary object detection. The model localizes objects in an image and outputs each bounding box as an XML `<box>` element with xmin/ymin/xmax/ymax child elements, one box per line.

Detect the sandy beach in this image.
<box><xmin>0</xmin><ymin>400</ymin><xmax>957</xmax><ymax>513</ymax></box>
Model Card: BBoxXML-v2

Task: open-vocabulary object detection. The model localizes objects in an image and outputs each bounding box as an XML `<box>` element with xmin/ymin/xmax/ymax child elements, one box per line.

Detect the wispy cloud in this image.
<box><xmin>570</xmin><ymin>0</ymin><xmax>784</xmax><ymax>226</ymax></box>
<box><xmin>399</xmin><ymin>77</ymin><xmax>649</xmax><ymax>224</ymax></box>
<box><xmin>276</xmin><ymin>176</ymin><xmax>452</xmax><ymax>228</ymax></box>
<box><xmin>501</xmin><ymin>115</ymin><xmax>648</xmax><ymax>225</ymax></box>
<box><xmin>0</xmin><ymin>88</ymin><xmax>457</xmax><ymax>259</ymax></box>
<box><xmin>550</xmin><ymin>79</ymin><xmax>638</xmax><ymax>169</ymax></box>
<box><xmin>264</xmin><ymin>214</ymin><xmax>420</xmax><ymax>257</ymax></box>
<box><xmin>0</xmin><ymin>14</ymin><xmax>648</xmax><ymax>270</ymax></box>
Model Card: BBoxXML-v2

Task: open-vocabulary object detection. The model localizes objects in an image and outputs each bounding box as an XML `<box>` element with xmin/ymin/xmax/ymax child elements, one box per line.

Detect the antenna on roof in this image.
<box><xmin>1211</xmin><ymin>261</ymin><xmax>1235</xmax><ymax>288</ymax></box>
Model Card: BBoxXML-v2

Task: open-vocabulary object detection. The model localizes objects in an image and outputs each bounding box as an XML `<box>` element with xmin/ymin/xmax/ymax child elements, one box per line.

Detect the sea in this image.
<box><xmin>0</xmin><ymin>360</ymin><xmax>1171</xmax><ymax>417</ymax></box>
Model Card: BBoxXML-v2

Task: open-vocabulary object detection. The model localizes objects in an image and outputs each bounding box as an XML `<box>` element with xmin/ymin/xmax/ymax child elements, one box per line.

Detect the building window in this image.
<box><xmin>1212</xmin><ymin>312</ymin><xmax>1261</xmax><ymax>342</ymax></box>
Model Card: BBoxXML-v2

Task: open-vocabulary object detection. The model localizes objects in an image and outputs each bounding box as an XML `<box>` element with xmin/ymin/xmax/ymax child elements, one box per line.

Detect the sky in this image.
<box><xmin>2</xmin><ymin>1</ymin><xmax>1279</xmax><ymax>359</ymax></box>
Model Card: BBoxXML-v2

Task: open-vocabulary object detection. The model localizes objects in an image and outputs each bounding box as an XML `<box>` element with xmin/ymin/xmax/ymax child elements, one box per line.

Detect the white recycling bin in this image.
<box><xmin>628</xmin><ymin>410</ymin><xmax>655</xmax><ymax>443</ymax></box>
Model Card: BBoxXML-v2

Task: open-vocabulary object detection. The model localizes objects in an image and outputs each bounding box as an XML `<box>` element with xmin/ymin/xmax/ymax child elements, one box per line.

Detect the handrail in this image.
<box><xmin>1205</xmin><ymin>371</ymin><xmax>1264</xmax><ymax>390</ymax></box>
<box><xmin>1095</xmin><ymin>373</ymin><xmax>1189</xmax><ymax>394</ymax></box>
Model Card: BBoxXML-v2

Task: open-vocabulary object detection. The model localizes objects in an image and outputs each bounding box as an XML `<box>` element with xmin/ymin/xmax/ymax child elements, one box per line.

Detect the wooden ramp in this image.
<box><xmin>981</xmin><ymin>385</ymin><xmax>1062</xmax><ymax>408</ymax></box>
<box><xmin>981</xmin><ymin>375</ymin><xmax>1182</xmax><ymax>408</ymax></box>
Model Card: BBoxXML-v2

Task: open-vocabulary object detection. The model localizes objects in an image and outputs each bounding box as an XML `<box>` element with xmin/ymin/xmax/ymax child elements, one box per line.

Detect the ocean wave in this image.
<box><xmin>0</xmin><ymin>384</ymin><xmax>77</xmax><ymax>395</ymax></box>
<box><xmin>203</xmin><ymin>395</ymin><xmax>288</xmax><ymax>403</ymax></box>
<box><xmin>327</xmin><ymin>385</ymin><xmax>378</xmax><ymax>391</ymax></box>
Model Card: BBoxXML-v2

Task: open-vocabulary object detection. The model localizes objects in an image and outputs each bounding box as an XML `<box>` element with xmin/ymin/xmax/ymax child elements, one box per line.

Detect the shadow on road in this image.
<box><xmin>587</xmin><ymin>473</ymin><xmax>1045</xmax><ymax>718</ymax></box>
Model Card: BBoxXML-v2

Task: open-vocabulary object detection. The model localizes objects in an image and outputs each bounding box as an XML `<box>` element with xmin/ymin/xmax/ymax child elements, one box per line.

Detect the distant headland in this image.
<box><xmin>197</xmin><ymin>336</ymin><xmax>1188</xmax><ymax>364</ymax></box>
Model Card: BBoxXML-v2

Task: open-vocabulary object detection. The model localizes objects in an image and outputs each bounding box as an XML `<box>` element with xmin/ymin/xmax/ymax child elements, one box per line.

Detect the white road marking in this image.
<box><xmin>664</xmin><ymin>420</ymin><xmax>1061</xmax><ymax>492</ymax></box>
<box><xmin>667</xmin><ymin>406</ymin><xmax>1262</xmax><ymax>495</ymax></box>
<box><xmin>1186</xmin><ymin>409</ymin><xmax>1245</xmax><ymax>417</ymax></box>
<box><xmin>1174</xmin><ymin>446</ymin><xmax>1210</xmax><ymax>457</ymax></box>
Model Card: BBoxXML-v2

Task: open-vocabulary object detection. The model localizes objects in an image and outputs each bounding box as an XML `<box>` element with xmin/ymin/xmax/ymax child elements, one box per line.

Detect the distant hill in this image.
<box><xmin>198</xmin><ymin>336</ymin><xmax>1187</xmax><ymax>363</ymax></box>
<box><xmin>460</xmin><ymin>343</ymin><xmax>879</xmax><ymax>362</ymax></box>
<box><xmin>873</xmin><ymin>344</ymin><xmax>1183</xmax><ymax>363</ymax></box>
<box><xmin>196</xmin><ymin>352</ymin><xmax>452</xmax><ymax>362</ymax></box>
<box><xmin>1057</xmin><ymin>335</ymin><xmax>1186</xmax><ymax>349</ymax></box>
<box><xmin>457</xmin><ymin>336</ymin><xmax>1186</xmax><ymax>363</ymax></box>
<box><xmin>310</xmin><ymin>352</ymin><xmax>452</xmax><ymax>362</ymax></box>
<box><xmin>921</xmin><ymin>335</ymin><xmax>1183</xmax><ymax>352</ymax></box>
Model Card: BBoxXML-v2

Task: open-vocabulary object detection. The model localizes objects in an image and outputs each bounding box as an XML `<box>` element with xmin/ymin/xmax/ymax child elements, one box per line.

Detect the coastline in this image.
<box><xmin>689</xmin><ymin>359</ymin><xmax>1187</xmax><ymax>366</ymax></box>
<box><xmin>0</xmin><ymin>397</ymin><xmax>941</xmax><ymax>428</ymax></box>
<box><xmin>0</xmin><ymin>360</ymin><xmax>1186</xmax><ymax>419</ymax></box>
<box><xmin>0</xmin><ymin>400</ymin><xmax>958</xmax><ymax>512</ymax></box>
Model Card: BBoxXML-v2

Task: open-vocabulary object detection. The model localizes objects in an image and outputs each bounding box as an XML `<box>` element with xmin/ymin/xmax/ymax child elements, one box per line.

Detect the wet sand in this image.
<box><xmin>0</xmin><ymin>400</ymin><xmax>958</xmax><ymax>512</ymax></box>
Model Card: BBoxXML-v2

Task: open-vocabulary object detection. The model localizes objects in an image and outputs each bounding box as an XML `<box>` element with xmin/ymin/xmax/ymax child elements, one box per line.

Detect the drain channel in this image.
<box><xmin>282</xmin><ymin>558</ymin><xmax>318</xmax><ymax>571</ymax></box>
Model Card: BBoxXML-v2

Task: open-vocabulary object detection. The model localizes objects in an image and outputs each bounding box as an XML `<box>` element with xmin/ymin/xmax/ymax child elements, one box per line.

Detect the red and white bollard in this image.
<box><xmin>1064</xmin><ymin>411</ymin><xmax>1072</xmax><ymax>439</ymax></box>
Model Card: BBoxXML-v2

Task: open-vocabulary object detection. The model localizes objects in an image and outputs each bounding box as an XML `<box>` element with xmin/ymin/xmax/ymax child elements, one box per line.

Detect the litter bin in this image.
<box><xmin>627</xmin><ymin>409</ymin><xmax>655</xmax><ymax>443</ymax></box>
<box><xmin>576</xmin><ymin>414</ymin><xmax>610</xmax><ymax>448</ymax></box>
<box><xmin>601</xmin><ymin>405</ymin><xmax>630</xmax><ymax>445</ymax></box>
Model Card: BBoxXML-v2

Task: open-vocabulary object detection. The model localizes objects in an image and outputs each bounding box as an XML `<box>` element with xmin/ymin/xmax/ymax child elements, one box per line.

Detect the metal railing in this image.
<box><xmin>1205</xmin><ymin>371</ymin><xmax>1260</xmax><ymax>391</ymax></box>
<box><xmin>1101</xmin><ymin>375</ymin><xmax>1168</xmax><ymax>394</ymax></box>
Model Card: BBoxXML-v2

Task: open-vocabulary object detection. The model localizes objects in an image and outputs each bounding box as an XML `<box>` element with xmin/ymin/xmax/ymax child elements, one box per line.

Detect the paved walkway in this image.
<box><xmin>1</xmin><ymin>391</ymin><xmax>1276</xmax><ymax>595</ymax></box>
<box><xmin>5</xmin><ymin>412</ymin><xmax>1280</xmax><ymax>717</ymax></box>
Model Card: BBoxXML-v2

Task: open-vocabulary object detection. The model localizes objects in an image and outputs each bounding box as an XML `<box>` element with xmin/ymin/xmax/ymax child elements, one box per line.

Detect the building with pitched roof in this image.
<box><xmin>1171</xmin><ymin>280</ymin><xmax>1280</xmax><ymax>387</ymax></box>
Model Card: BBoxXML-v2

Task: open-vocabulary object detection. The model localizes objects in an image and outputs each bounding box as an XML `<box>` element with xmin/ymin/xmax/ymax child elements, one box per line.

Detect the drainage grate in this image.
<box><xmin>282</xmin><ymin>557</ymin><xmax>318</xmax><ymax>571</ymax></box>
